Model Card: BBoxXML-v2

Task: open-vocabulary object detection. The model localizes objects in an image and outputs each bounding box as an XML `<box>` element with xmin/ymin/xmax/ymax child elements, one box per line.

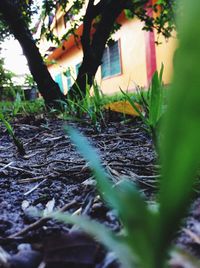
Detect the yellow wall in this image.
<box><xmin>155</xmin><ymin>33</ymin><xmax>177</xmax><ymax>84</ymax></box>
<box><xmin>97</xmin><ymin>18</ymin><xmax>147</xmax><ymax>95</ymax></box>
<box><xmin>47</xmin><ymin>18</ymin><xmax>148</xmax><ymax>95</ymax></box>
<box><xmin>45</xmin><ymin>16</ymin><xmax>177</xmax><ymax>95</ymax></box>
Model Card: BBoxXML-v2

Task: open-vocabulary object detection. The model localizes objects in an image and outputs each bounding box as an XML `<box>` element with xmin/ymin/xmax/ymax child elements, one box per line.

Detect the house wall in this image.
<box><xmin>45</xmin><ymin>13</ymin><xmax>177</xmax><ymax>95</ymax></box>
<box><xmin>97</xmin><ymin>18</ymin><xmax>147</xmax><ymax>95</ymax></box>
<box><xmin>155</xmin><ymin>33</ymin><xmax>177</xmax><ymax>84</ymax></box>
<box><xmin>47</xmin><ymin>18</ymin><xmax>149</xmax><ymax>95</ymax></box>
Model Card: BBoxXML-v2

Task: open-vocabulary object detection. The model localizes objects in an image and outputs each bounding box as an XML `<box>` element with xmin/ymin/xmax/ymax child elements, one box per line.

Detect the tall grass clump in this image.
<box><xmin>0</xmin><ymin>99</ymin><xmax>45</xmax><ymax>118</ymax></box>
<box><xmin>0</xmin><ymin>112</ymin><xmax>25</xmax><ymax>155</ymax></box>
<box><xmin>121</xmin><ymin>64</ymin><xmax>165</xmax><ymax>149</ymax></box>
<box><xmin>46</xmin><ymin>0</ymin><xmax>200</xmax><ymax>267</ymax></box>
<box><xmin>64</xmin><ymin>78</ymin><xmax>106</xmax><ymax>130</ymax></box>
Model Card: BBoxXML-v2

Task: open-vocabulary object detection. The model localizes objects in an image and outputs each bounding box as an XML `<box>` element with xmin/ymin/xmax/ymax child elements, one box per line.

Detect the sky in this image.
<box><xmin>0</xmin><ymin>0</ymin><xmax>42</xmax><ymax>77</ymax></box>
<box><xmin>1</xmin><ymin>38</ymin><xmax>30</xmax><ymax>76</ymax></box>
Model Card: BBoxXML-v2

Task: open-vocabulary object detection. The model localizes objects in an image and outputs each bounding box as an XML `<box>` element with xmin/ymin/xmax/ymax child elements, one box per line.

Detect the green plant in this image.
<box><xmin>22</xmin><ymin>99</ymin><xmax>45</xmax><ymax>115</ymax></box>
<box><xmin>63</xmin><ymin>76</ymin><xmax>106</xmax><ymax>130</ymax></box>
<box><xmin>101</xmin><ymin>91</ymin><xmax>136</xmax><ymax>105</ymax></box>
<box><xmin>0</xmin><ymin>112</ymin><xmax>25</xmax><ymax>155</ymax></box>
<box><xmin>121</xmin><ymin>65</ymin><xmax>165</xmax><ymax>148</ymax></box>
<box><xmin>47</xmin><ymin>0</ymin><xmax>200</xmax><ymax>266</ymax></box>
<box><xmin>0</xmin><ymin>99</ymin><xmax>45</xmax><ymax>118</ymax></box>
<box><xmin>24</xmin><ymin>74</ymin><xmax>36</xmax><ymax>87</ymax></box>
<box><xmin>0</xmin><ymin>58</ymin><xmax>23</xmax><ymax>102</ymax></box>
<box><xmin>12</xmin><ymin>91</ymin><xmax>24</xmax><ymax>116</ymax></box>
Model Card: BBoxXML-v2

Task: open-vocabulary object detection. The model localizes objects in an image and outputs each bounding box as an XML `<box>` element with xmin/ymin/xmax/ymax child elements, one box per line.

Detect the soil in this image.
<box><xmin>0</xmin><ymin>112</ymin><xmax>200</xmax><ymax>268</ymax></box>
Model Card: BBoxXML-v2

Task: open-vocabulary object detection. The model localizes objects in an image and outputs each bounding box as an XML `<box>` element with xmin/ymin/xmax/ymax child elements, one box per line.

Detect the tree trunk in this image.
<box><xmin>0</xmin><ymin>0</ymin><xmax>65</xmax><ymax>107</ymax></box>
<box><xmin>68</xmin><ymin>0</ymin><xmax>128</xmax><ymax>100</ymax></box>
<box><xmin>68</xmin><ymin>53</ymin><xmax>100</xmax><ymax>100</ymax></box>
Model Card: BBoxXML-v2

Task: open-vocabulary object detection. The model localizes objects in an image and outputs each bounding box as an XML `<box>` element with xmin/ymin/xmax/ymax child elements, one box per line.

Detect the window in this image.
<box><xmin>75</xmin><ymin>62</ymin><xmax>82</xmax><ymax>76</ymax></box>
<box><xmin>65</xmin><ymin>69</ymin><xmax>72</xmax><ymax>91</ymax></box>
<box><xmin>101</xmin><ymin>41</ymin><xmax>121</xmax><ymax>79</ymax></box>
<box><xmin>55</xmin><ymin>73</ymin><xmax>64</xmax><ymax>93</ymax></box>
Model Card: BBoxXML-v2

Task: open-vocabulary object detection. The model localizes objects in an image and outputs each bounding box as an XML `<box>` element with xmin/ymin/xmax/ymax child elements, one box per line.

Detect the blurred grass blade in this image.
<box><xmin>51</xmin><ymin>212</ymin><xmax>136</xmax><ymax>268</ymax></box>
<box><xmin>65</xmin><ymin>126</ymin><xmax>120</xmax><ymax>208</ymax></box>
<box><xmin>158</xmin><ymin>0</ymin><xmax>200</xmax><ymax>257</ymax></box>
<box><xmin>0</xmin><ymin>113</ymin><xmax>14</xmax><ymax>137</ymax></box>
<box><xmin>0</xmin><ymin>113</ymin><xmax>25</xmax><ymax>155</ymax></box>
<box><xmin>65</xmin><ymin>126</ymin><xmax>158</xmax><ymax>268</ymax></box>
<box><xmin>159</xmin><ymin>63</ymin><xmax>164</xmax><ymax>84</ymax></box>
<box><xmin>149</xmin><ymin>67</ymin><xmax>164</xmax><ymax>128</ymax></box>
<box><xmin>120</xmin><ymin>88</ymin><xmax>146</xmax><ymax>122</ymax></box>
<box><xmin>114</xmin><ymin>180</ymin><xmax>158</xmax><ymax>268</ymax></box>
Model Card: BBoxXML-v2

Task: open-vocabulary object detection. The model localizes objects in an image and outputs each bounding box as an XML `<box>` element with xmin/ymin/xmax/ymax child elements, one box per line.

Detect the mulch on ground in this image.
<box><xmin>0</xmin><ymin>113</ymin><xmax>199</xmax><ymax>267</ymax></box>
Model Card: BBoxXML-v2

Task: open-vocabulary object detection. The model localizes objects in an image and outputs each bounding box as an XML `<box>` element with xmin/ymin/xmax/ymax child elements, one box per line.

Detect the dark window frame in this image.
<box><xmin>55</xmin><ymin>73</ymin><xmax>64</xmax><ymax>93</ymax></box>
<box><xmin>75</xmin><ymin>62</ymin><xmax>82</xmax><ymax>76</ymax></box>
<box><xmin>101</xmin><ymin>40</ymin><xmax>122</xmax><ymax>80</ymax></box>
<box><xmin>65</xmin><ymin>69</ymin><xmax>72</xmax><ymax>91</ymax></box>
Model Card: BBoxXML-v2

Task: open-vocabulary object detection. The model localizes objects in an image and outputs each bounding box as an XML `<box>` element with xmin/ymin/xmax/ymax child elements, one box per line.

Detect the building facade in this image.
<box><xmin>39</xmin><ymin>3</ymin><xmax>176</xmax><ymax>95</ymax></box>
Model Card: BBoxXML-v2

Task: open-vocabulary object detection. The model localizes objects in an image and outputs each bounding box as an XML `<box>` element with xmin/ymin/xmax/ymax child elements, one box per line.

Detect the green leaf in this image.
<box><xmin>0</xmin><ymin>112</ymin><xmax>14</xmax><ymax>137</ymax></box>
<box><xmin>120</xmin><ymin>88</ymin><xmax>147</xmax><ymax>123</ymax></box>
<box><xmin>65</xmin><ymin>126</ymin><xmax>120</xmax><ymax>209</ymax></box>
<box><xmin>148</xmin><ymin>66</ymin><xmax>164</xmax><ymax>128</ymax></box>
<box><xmin>156</xmin><ymin>0</ymin><xmax>165</xmax><ymax>4</ymax></box>
<box><xmin>0</xmin><ymin>112</ymin><xmax>25</xmax><ymax>155</ymax></box>
<box><xmin>158</xmin><ymin>0</ymin><xmax>200</xmax><ymax>257</ymax></box>
<box><xmin>65</xmin><ymin>127</ymin><xmax>158</xmax><ymax>268</ymax></box>
<box><xmin>113</xmin><ymin>180</ymin><xmax>158</xmax><ymax>268</ymax></box>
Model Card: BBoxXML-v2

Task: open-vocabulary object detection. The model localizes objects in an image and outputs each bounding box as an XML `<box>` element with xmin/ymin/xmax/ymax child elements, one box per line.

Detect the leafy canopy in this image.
<box><xmin>39</xmin><ymin>0</ymin><xmax>176</xmax><ymax>45</ymax></box>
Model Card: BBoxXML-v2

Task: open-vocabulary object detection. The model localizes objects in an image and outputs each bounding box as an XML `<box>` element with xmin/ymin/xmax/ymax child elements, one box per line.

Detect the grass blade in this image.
<box><xmin>65</xmin><ymin>126</ymin><xmax>120</xmax><ymax>208</ymax></box>
<box><xmin>120</xmin><ymin>88</ymin><xmax>146</xmax><ymax>123</ymax></box>
<box><xmin>158</xmin><ymin>0</ymin><xmax>200</xmax><ymax>258</ymax></box>
<box><xmin>148</xmin><ymin>70</ymin><xmax>163</xmax><ymax>128</ymax></box>
<box><xmin>65</xmin><ymin>126</ymin><xmax>158</xmax><ymax>268</ymax></box>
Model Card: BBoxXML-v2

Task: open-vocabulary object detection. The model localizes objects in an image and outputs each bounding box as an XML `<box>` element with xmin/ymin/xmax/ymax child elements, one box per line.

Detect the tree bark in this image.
<box><xmin>0</xmin><ymin>0</ymin><xmax>65</xmax><ymax>107</ymax></box>
<box><xmin>68</xmin><ymin>0</ymin><xmax>129</xmax><ymax>100</ymax></box>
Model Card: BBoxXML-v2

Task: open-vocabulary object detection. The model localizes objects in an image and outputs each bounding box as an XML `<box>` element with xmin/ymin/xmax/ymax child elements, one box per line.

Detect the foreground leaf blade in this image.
<box><xmin>120</xmin><ymin>88</ymin><xmax>146</xmax><ymax>122</ymax></box>
<box><xmin>158</xmin><ymin>0</ymin><xmax>200</xmax><ymax>257</ymax></box>
<box><xmin>65</xmin><ymin>126</ymin><xmax>120</xmax><ymax>209</ymax></box>
<box><xmin>149</xmin><ymin>68</ymin><xmax>163</xmax><ymax>128</ymax></box>
<box><xmin>65</xmin><ymin>126</ymin><xmax>157</xmax><ymax>268</ymax></box>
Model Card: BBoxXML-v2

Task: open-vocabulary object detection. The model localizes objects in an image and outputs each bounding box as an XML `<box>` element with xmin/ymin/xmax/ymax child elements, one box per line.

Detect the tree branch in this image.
<box><xmin>81</xmin><ymin>0</ymin><xmax>95</xmax><ymax>53</ymax></box>
<box><xmin>91</xmin><ymin>0</ymin><xmax>128</xmax><ymax>53</ymax></box>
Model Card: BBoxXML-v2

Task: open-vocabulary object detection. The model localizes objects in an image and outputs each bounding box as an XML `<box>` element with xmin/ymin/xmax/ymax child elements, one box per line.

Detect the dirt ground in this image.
<box><xmin>0</xmin><ymin>113</ymin><xmax>200</xmax><ymax>268</ymax></box>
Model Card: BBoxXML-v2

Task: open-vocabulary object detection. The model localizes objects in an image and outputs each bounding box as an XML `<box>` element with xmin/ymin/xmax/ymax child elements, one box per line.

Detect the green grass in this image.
<box><xmin>121</xmin><ymin>65</ymin><xmax>166</xmax><ymax>149</ymax></box>
<box><xmin>58</xmin><ymin>81</ymin><xmax>142</xmax><ymax>130</ymax></box>
<box><xmin>0</xmin><ymin>99</ymin><xmax>45</xmax><ymax>155</ymax></box>
<box><xmin>0</xmin><ymin>99</ymin><xmax>45</xmax><ymax>118</ymax></box>
<box><xmin>0</xmin><ymin>112</ymin><xmax>25</xmax><ymax>155</ymax></box>
<box><xmin>101</xmin><ymin>91</ymin><xmax>138</xmax><ymax>105</ymax></box>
